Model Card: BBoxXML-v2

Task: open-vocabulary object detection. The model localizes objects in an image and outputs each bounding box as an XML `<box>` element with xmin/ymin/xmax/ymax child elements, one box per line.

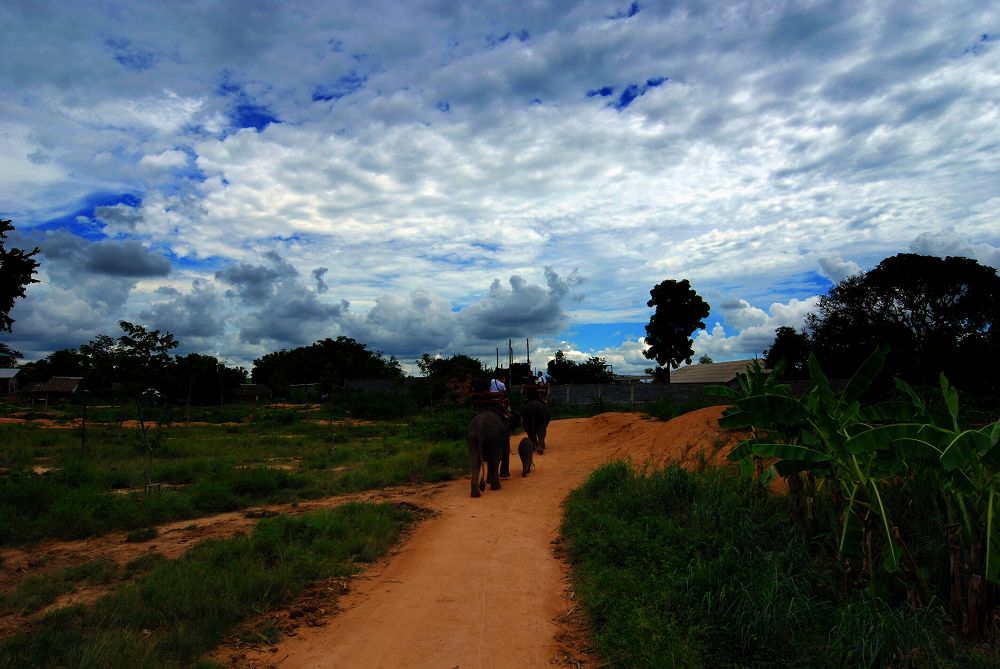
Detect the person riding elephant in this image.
<box><xmin>467</xmin><ymin>407</ymin><xmax>512</xmax><ymax>497</ymax></box>
<box><xmin>521</xmin><ymin>396</ymin><xmax>550</xmax><ymax>454</ymax></box>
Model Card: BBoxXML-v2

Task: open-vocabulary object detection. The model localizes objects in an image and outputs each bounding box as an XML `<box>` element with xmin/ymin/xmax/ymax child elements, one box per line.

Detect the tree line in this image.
<box><xmin>3</xmin><ymin>217</ymin><xmax>998</xmax><ymax>399</ymax></box>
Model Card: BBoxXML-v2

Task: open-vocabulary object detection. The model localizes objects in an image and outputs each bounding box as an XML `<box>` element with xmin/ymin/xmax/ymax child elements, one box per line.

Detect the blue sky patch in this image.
<box><xmin>230</xmin><ymin>102</ymin><xmax>280</xmax><ymax>131</ymax></box>
<box><xmin>609</xmin><ymin>2</ymin><xmax>640</xmax><ymax>20</ymax></box>
<box><xmin>105</xmin><ymin>37</ymin><xmax>157</xmax><ymax>71</ymax></box>
<box><xmin>438</xmin><ymin>101</ymin><xmax>450</xmax><ymax>112</ymax></box>
<box><xmin>560</xmin><ymin>321</ymin><xmax>646</xmax><ymax>354</ymax></box>
<box><xmin>587</xmin><ymin>86</ymin><xmax>614</xmax><ymax>97</ymax></box>
<box><xmin>32</xmin><ymin>192</ymin><xmax>142</xmax><ymax>240</ymax></box>
<box><xmin>312</xmin><ymin>72</ymin><xmax>368</xmax><ymax>101</ymax></box>
<box><xmin>613</xmin><ymin>77</ymin><xmax>667</xmax><ymax>110</ymax></box>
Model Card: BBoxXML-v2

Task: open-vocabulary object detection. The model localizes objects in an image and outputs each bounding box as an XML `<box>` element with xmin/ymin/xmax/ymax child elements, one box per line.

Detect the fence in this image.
<box><xmin>344</xmin><ymin>377</ymin><xmax>717</xmax><ymax>408</ymax></box>
<box><xmin>542</xmin><ymin>383</ymin><xmax>711</xmax><ymax>407</ymax></box>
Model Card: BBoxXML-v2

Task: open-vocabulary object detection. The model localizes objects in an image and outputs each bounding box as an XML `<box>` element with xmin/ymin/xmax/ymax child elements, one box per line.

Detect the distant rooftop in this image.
<box><xmin>669</xmin><ymin>360</ymin><xmax>764</xmax><ymax>384</ymax></box>
<box><xmin>0</xmin><ymin>368</ymin><xmax>21</xmax><ymax>379</ymax></box>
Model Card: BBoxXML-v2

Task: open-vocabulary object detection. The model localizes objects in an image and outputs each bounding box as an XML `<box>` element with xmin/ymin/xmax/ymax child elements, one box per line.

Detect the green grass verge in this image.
<box><xmin>561</xmin><ymin>462</ymin><xmax>998</xmax><ymax>669</ymax></box>
<box><xmin>0</xmin><ymin>407</ymin><xmax>469</xmax><ymax>546</ymax></box>
<box><xmin>0</xmin><ymin>501</ymin><xmax>415</xmax><ymax>668</ymax></box>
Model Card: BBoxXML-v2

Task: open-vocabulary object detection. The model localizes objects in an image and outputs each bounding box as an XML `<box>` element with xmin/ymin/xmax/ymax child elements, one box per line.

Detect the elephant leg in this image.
<box><xmin>469</xmin><ymin>441</ymin><xmax>484</xmax><ymax>498</ymax></box>
<box><xmin>518</xmin><ymin>438</ymin><xmax>533</xmax><ymax>476</ymax></box>
<box><xmin>536</xmin><ymin>427</ymin><xmax>547</xmax><ymax>454</ymax></box>
<box><xmin>488</xmin><ymin>448</ymin><xmax>502</xmax><ymax>490</ymax></box>
<box><xmin>499</xmin><ymin>440</ymin><xmax>510</xmax><ymax>479</ymax></box>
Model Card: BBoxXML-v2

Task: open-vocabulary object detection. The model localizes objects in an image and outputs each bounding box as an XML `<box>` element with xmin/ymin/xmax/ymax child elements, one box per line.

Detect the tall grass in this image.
<box><xmin>562</xmin><ymin>462</ymin><xmax>996</xmax><ymax>669</ymax></box>
<box><xmin>0</xmin><ymin>502</ymin><xmax>415</xmax><ymax>668</ymax></box>
<box><xmin>0</xmin><ymin>404</ymin><xmax>470</xmax><ymax>546</ymax></box>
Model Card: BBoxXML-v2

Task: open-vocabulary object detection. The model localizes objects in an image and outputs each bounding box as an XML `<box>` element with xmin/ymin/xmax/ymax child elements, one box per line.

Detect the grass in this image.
<box><xmin>0</xmin><ymin>502</ymin><xmax>415</xmax><ymax>668</ymax></box>
<box><xmin>561</xmin><ymin>461</ymin><xmax>998</xmax><ymax>669</ymax></box>
<box><xmin>0</xmin><ymin>401</ymin><xmax>469</xmax><ymax>546</ymax></box>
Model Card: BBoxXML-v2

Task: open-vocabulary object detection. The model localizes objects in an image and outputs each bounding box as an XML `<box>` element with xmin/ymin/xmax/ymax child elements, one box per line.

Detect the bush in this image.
<box><xmin>562</xmin><ymin>463</ymin><xmax>993</xmax><ymax>669</ymax></box>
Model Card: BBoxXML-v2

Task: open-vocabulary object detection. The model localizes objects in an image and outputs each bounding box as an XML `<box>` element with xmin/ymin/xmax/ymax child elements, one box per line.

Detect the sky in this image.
<box><xmin>1</xmin><ymin>1</ymin><xmax>998</xmax><ymax>376</ymax></box>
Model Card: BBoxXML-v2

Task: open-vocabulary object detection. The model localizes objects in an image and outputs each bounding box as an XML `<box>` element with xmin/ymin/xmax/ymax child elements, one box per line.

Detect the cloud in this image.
<box><xmin>84</xmin><ymin>240</ymin><xmax>172</xmax><ymax>277</ymax></box>
<box><xmin>457</xmin><ymin>267</ymin><xmax>580</xmax><ymax>342</ymax></box>
<box><xmin>1</xmin><ymin>2</ymin><xmax>996</xmax><ymax>373</ymax></box>
<box><xmin>817</xmin><ymin>256</ymin><xmax>861</xmax><ymax>283</ymax></box>
<box><xmin>139</xmin><ymin>280</ymin><xmax>227</xmax><ymax>341</ymax></box>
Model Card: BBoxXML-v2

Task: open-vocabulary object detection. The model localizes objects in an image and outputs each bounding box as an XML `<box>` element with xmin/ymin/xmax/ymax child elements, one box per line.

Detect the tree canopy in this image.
<box><xmin>805</xmin><ymin>253</ymin><xmax>1000</xmax><ymax>392</ymax></box>
<box><xmin>642</xmin><ymin>279</ymin><xmax>710</xmax><ymax>382</ymax></box>
<box><xmin>763</xmin><ymin>326</ymin><xmax>812</xmax><ymax>379</ymax></box>
<box><xmin>546</xmin><ymin>350</ymin><xmax>613</xmax><ymax>384</ymax></box>
<box><xmin>252</xmin><ymin>336</ymin><xmax>403</xmax><ymax>394</ymax></box>
<box><xmin>0</xmin><ymin>219</ymin><xmax>40</xmax><ymax>335</ymax></box>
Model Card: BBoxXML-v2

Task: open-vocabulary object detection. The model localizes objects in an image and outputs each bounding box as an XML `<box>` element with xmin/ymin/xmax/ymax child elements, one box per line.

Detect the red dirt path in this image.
<box><xmin>1</xmin><ymin>407</ymin><xmax>743</xmax><ymax>668</ymax></box>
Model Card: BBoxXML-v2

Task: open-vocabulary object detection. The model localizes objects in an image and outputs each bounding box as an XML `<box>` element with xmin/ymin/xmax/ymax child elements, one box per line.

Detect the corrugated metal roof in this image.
<box><xmin>0</xmin><ymin>368</ymin><xmax>21</xmax><ymax>379</ymax></box>
<box><xmin>40</xmin><ymin>376</ymin><xmax>84</xmax><ymax>393</ymax></box>
<box><xmin>669</xmin><ymin>360</ymin><xmax>763</xmax><ymax>384</ymax></box>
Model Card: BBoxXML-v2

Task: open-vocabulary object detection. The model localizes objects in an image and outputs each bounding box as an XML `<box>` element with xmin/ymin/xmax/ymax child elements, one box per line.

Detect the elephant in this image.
<box><xmin>467</xmin><ymin>408</ymin><xmax>511</xmax><ymax>497</ymax></box>
<box><xmin>520</xmin><ymin>397</ymin><xmax>550</xmax><ymax>454</ymax></box>
<box><xmin>517</xmin><ymin>437</ymin><xmax>534</xmax><ymax>476</ymax></box>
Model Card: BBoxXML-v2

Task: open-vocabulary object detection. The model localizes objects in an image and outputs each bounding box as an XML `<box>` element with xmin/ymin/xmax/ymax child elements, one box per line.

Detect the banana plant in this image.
<box><xmin>845</xmin><ymin>375</ymin><xmax>1000</xmax><ymax>633</ymax></box>
<box><xmin>722</xmin><ymin>347</ymin><xmax>910</xmax><ymax>577</ymax></box>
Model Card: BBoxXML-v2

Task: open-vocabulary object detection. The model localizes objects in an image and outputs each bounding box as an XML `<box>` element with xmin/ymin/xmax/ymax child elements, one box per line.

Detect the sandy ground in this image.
<box><xmin>1</xmin><ymin>407</ymin><xmax>744</xmax><ymax>668</ymax></box>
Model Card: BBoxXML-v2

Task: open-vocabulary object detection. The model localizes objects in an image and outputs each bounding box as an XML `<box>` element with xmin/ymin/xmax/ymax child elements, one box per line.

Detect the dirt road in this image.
<box><xmin>1</xmin><ymin>407</ymin><xmax>741</xmax><ymax>668</ymax></box>
<box><xmin>223</xmin><ymin>407</ymin><xmax>740</xmax><ymax>669</ymax></box>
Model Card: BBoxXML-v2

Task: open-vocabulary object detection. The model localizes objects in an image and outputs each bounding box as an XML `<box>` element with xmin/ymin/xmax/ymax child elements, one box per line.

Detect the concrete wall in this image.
<box><xmin>542</xmin><ymin>383</ymin><xmax>713</xmax><ymax>407</ymax></box>
<box><xmin>344</xmin><ymin>377</ymin><xmax>725</xmax><ymax>407</ymax></box>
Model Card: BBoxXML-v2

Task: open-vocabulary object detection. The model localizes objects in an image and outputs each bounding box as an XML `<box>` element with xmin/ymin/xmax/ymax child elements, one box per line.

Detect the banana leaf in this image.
<box><xmin>718</xmin><ymin>394</ymin><xmax>810</xmax><ymax>429</ymax></box>
<box><xmin>839</xmin><ymin>506</ymin><xmax>864</xmax><ymax>559</ymax></box>
<box><xmin>940</xmin><ymin>429</ymin><xmax>993</xmax><ymax>472</ymax></box>
<box><xmin>749</xmin><ymin>442</ymin><xmax>834</xmax><ymax>463</ymax></box>
<box><xmin>839</xmin><ymin>345</ymin><xmax>889</xmax><ymax>408</ymax></box>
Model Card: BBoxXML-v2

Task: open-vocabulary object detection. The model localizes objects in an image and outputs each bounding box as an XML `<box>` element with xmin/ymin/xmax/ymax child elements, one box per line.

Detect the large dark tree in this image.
<box><xmin>643</xmin><ymin>279</ymin><xmax>711</xmax><ymax>383</ymax></box>
<box><xmin>167</xmin><ymin>353</ymin><xmax>248</xmax><ymax>406</ymax></box>
<box><xmin>252</xmin><ymin>336</ymin><xmax>403</xmax><ymax>395</ymax></box>
<box><xmin>0</xmin><ymin>219</ymin><xmax>40</xmax><ymax>334</ymax></box>
<box><xmin>764</xmin><ymin>326</ymin><xmax>812</xmax><ymax>379</ymax></box>
<box><xmin>808</xmin><ymin>253</ymin><xmax>1000</xmax><ymax>392</ymax></box>
<box><xmin>76</xmin><ymin>321</ymin><xmax>179</xmax><ymax>396</ymax></box>
<box><xmin>546</xmin><ymin>350</ymin><xmax>613</xmax><ymax>384</ymax></box>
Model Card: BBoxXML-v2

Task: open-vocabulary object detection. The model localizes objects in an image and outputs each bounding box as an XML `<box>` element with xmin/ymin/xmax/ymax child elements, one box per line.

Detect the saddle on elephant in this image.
<box><xmin>471</xmin><ymin>391</ymin><xmax>511</xmax><ymax>418</ymax></box>
<box><xmin>521</xmin><ymin>383</ymin><xmax>549</xmax><ymax>403</ymax></box>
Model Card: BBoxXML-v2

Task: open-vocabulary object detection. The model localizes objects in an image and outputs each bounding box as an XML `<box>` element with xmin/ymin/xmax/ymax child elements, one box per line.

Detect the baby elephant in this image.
<box><xmin>518</xmin><ymin>437</ymin><xmax>534</xmax><ymax>477</ymax></box>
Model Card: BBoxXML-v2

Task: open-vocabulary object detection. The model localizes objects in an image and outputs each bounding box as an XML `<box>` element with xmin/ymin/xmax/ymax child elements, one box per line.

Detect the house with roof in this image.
<box><xmin>669</xmin><ymin>359</ymin><xmax>765</xmax><ymax>386</ymax></box>
<box><xmin>25</xmin><ymin>376</ymin><xmax>85</xmax><ymax>403</ymax></box>
<box><xmin>0</xmin><ymin>367</ymin><xmax>21</xmax><ymax>395</ymax></box>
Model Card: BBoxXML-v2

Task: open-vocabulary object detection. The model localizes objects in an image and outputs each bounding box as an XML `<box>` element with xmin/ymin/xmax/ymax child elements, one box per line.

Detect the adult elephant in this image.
<box><xmin>521</xmin><ymin>398</ymin><xmax>550</xmax><ymax>454</ymax></box>
<box><xmin>467</xmin><ymin>408</ymin><xmax>512</xmax><ymax>497</ymax></box>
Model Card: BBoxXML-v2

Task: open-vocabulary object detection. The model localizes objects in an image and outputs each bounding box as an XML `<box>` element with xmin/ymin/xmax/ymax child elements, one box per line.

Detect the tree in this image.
<box><xmin>0</xmin><ymin>219</ymin><xmax>40</xmax><ymax>334</ymax></box>
<box><xmin>546</xmin><ymin>350</ymin><xmax>613</xmax><ymax>384</ymax></box>
<box><xmin>807</xmin><ymin>253</ymin><xmax>1000</xmax><ymax>392</ymax></box>
<box><xmin>643</xmin><ymin>279</ymin><xmax>711</xmax><ymax>383</ymax></box>
<box><xmin>763</xmin><ymin>326</ymin><xmax>812</xmax><ymax>379</ymax></box>
<box><xmin>698</xmin><ymin>354</ymin><xmax>714</xmax><ymax>365</ymax></box>
<box><xmin>76</xmin><ymin>322</ymin><xmax>179</xmax><ymax>396</ymax></box>
<box><xmin>0</xmin><ymin>343</ymin><xmax>19</xmax><ymax>367</ymax></box>
<box><xmin>417</xmin><ymin>353</ymin><xmax>485</xmax><ymax>404</ymax></box>
<box><xmin>252</xmin><ymin>336</ymin><xmax>403</xmax><ymax>395</ymax></box>
<box><xmin>168</xmin><ymin>353</ymin><xmax>248</xmax><ymax>407</ymax></box>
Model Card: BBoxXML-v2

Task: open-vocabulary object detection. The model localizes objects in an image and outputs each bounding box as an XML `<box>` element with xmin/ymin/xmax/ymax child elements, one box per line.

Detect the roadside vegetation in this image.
<box><xmin>0</xmin><ymin>502</ymin><xmax>416</xmax><ymax>668</ymax></box>
<box><xmin>0</xmin><ymin>395</ymin><xmax>468</xmax><ymax>547</ymax></box>
<box><xmin>562</xmin><ymin>351</ymin><xmax>1000</xmax><ymax>668</ymax></box>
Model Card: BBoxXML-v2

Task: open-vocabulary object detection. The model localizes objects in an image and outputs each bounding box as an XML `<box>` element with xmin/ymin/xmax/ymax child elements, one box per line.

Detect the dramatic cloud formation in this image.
<box><xmin>1</xmin><ymin>1</ymin><xmax>997</xmax><ymax>373</ymax></box>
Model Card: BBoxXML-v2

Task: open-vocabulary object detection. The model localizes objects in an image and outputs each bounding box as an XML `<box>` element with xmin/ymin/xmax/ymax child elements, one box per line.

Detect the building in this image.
<box><xmin>669</xmin><ymin>360</ymin><xmax>765</xmax><ymax>386</ymax></box>
<box><xmin>0</xmin><ymin>367</ymin><xmax>21</xmax><ymax>394</ymax></box>
<box><xmin>26</xmin><ymin>376</ymin><xmax>85</xmax><ymax>403</ymax></box>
